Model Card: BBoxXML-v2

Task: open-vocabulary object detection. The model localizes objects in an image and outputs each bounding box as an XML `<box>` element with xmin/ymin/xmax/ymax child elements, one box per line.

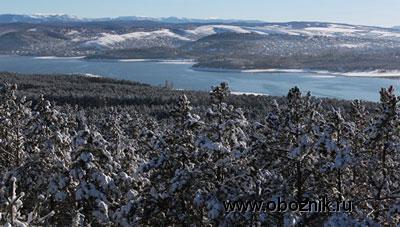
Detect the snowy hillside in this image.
<box><xmin>2</xmin><ymin>13</ymin><xmax>400</xmax><ymax>42</ymax></box>
<box><xmin>247</xmin><ymin>23</ymin><xmax>400</xmax><ymax>40</ymax></box>
<box><xmin>2</xmin><ymin>17</ymin><xmax>400</xmax><ymax>71</ymax></box>
<box><xmin>76</xmin><ymin>23</ymin><xmax>400</xmax><ymax>50</ymax></box>
<box><xmin>168</xmin><ymin>23</ymin><xmax>400</xmax><ymax>41</ymax></box>
<box><xmin>88</xmin><ymin>23</ymin><xmax>400</xmax><ymax>45</ymax></box>
<box><xmin>83</xmin><ymin>29</ymin><xmax>191</xmax><ymax>49</ymax></box>
<box><xmin>184</xmin><ymin>25</ymin><xmax>251</xmax><ymax>39</ymax></box>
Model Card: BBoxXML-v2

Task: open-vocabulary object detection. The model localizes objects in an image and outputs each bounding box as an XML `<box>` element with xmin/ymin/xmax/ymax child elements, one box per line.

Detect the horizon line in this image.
<box><xmin>0</xmin><ymin>12</ymin><xmax>395</xmax><ymax>28</ymax></box>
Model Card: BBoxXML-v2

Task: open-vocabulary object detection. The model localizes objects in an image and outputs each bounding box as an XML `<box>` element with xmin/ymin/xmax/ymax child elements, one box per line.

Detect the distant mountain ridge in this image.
<box><xmin>0</xmin><ymin>13</ymin><xmax>264</xmax><ymax>24</ymax></box>
<box><xmin>0</xmin><ymin>14</ymin><xmax>82</xmax><ymax>24</ymax></box>
<box><xmin>2</xmin><ymin>14</ymin><xmax>400</xmax><ymax>73</ymax></box>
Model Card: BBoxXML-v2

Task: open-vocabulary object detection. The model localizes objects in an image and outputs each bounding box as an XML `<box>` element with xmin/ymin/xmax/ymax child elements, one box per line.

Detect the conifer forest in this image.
<box><xmin>0</xmin><ymin>73</ymin><xmax>398</xmax><ymax>226</ymax></box>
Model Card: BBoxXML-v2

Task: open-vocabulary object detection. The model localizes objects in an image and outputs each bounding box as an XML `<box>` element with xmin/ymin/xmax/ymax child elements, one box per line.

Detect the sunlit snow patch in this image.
<box><xmin>84</xmin><ymin>29</ymin><xmax>191</xmax><ymax>48</ymax></box>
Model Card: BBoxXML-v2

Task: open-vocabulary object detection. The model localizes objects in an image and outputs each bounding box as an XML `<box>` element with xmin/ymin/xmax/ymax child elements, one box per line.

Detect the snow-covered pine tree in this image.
<box><xmin>253</xmin><ymin>87</ymin><xmax>328</xmax><ymax>225</ymax></box>
<box><xmin>316</xmin><ymin>107</ymin><xmax>354</xmax><ymax>201</ymax></box>
<box><xmin>193</xmin><ymin>83</ymin><xmax>260</xmax><ymax>226</ymax></box>
<box><xmin>68</xmin><ymin>128</ymin><xmax>118</xmax><ymax>225</ymax></box>
<box><xmin>362</xmin><ymin>86</ymin><xmax>400</xmax><ymax>224</ymax></box>
<box><xmin>0</xmin><ymin>177</ymin><xmax>55</xmax><ymax>226</ymax></box>
<box><xmin>139</xmin><ymin>94</ymin><xmax>204</xmax><ymax>225</ymax></box>
<box><xmin>0</xmin><ymin>83</ymin><xmax>31</xmax><ymax>170</ymax></box>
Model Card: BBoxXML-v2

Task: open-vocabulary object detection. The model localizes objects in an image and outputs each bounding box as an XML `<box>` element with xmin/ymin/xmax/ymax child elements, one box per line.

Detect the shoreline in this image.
<box><xmin>80</xmin><ymin>73</ymin><xmax>103</xmax><ymax>78</ymax></box>
<box><xmin>34</xmin><ymin>56</ymin><xmax>86</xmax><ymax>60</ymax></box>
<box><xmin>119</xmin><ymin>59</ymin><xmax>195</xmax><ymax>64</ymax></box>
<box><xmin>191</xmin><ymin>67</ymin><xmax>400</xmax><ymax>78</ymax></box>
<box><xmin>88</xmin><ymin>58</ymin><xmax>196</xmax><ymax>64</ymax></box>
<box><xmin>174</xmin><ymin>88</ymin><xmax>268</xmax><ymax>97</ymax></box>
<box><xmin>2</xmin><ymin>54</ymin><xmax>399</xmax><ymax>78</ymax></box>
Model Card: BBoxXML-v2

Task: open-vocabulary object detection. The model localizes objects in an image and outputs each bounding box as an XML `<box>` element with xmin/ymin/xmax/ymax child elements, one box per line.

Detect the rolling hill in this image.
<box><xmin>2</xmin><ymin>14</ymin><xmax>400</xmax><ymax>72</ymax></box>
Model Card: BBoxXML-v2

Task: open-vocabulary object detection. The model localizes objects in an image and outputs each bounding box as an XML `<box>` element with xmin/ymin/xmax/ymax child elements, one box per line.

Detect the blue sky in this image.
<box><xmin>1</xmin><ymin>0</ymin><xmax>399</xmax><ymax>27</ymax></box>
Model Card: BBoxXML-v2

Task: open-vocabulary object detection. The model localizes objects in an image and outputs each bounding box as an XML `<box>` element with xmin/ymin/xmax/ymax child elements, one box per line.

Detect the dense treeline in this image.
<box><xmin>0</xmin><ymin>73</ymin><xmax>399</xmax><ymax>226</ymax></box>
<box><xmin>85</xmin><ymin>47</ymin><xmax>183</xmax><ymax>60</ymax></box>
<box><xmin>0</xmin><ymin>72</ymin><xmax>377</xmax><ymax>120</ymax></box>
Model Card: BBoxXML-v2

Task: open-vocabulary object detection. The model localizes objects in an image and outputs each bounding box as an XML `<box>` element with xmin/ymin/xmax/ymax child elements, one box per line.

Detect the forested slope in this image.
<box><xmin>0</xmin><ymin>73</ymin><xmax>398</xmax><ymax>226</ymax></box>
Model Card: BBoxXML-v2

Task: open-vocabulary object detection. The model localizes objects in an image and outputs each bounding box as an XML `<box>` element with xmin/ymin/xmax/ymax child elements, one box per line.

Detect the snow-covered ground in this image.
<box><xmin>118</xmin><ymin>59</ymin><xmax>194</xmax><ymax>64</ymax></box>
<box><xmin>84</xmin><ymin>29</ymin><xmax>191</xmax><ymax>49</ymax></box>
<box><xmin>78</xmin><ymin>22</ymin><xmax>400</xmax><ymax>50</ymax></box>
<box><xmin>185</xmin><ymin>25</ymin><xmax>251</xmax><ymax>38</ymax></box>
<box><xmin>248</xmin><ymin>23</ymin><xmax>400</xmax><ymax>40</ymax></box>
<box><xmin>337</xmin><ymin>70</ymin><xmax>400</xmax><ymax>77</ymax></box>
<box><xmin>193</xmin><ymin>67</ymin><xmax>400</xmax><ymax>78</ymax></box>
<box><xmin>118</xmin><ymin>59</ymin><xmax>151</xmax><ymax>62</ymax></box>
<box><xmin>81</xmin><ymin>73</ymin><xmax>103</xmax><ymax>78</ymax></box>
<box><xmin>231</xmin><ymin>91</ymin><xmax>268</xmax><ymax>96</ymax></box>
<box><xmin>337</xmin><ymin>43</ymin><xmax>367</xmax><ymax>48</ymax></box>
<box><xmin>34</xmin><ymin>56</ymin><xmax>86</xmax><ymax>59</ymax></box>
<box><xmin>84</xmin><ymin>25</ymin><xmax>256</xmax><ymax>49</ymax></box>
<box><xmin>156</xmin><ymin>59</ymin><xmax>195</xmax><ymax>64</ymax></box>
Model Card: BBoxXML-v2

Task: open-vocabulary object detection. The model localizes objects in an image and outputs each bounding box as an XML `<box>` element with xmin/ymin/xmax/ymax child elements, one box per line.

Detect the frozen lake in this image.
<box><xmin>0</xmin><ymin>55</ymin><xmax>399</xmax><ymax>102</ymax></box>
